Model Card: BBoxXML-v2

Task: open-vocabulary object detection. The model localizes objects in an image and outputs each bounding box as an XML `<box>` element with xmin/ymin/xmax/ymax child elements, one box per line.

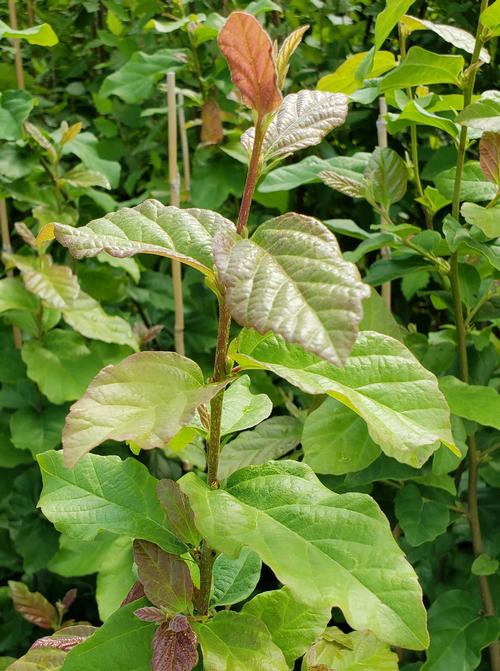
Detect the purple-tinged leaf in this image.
<box><xmin>152</xmin><ymin>619</ymin><xmax>198</xmax><ymax>671</ymax></box>
<box><xmin>62</xmin><ymin>588</ymin><xmax>78</xmax><ymax>610</ymax></box>
<box><xmin>157</xmin><ymin>480</ymin><xmax>201</xmax><ymax>547</ymax></box>
<box><xmin>121</xmin><ymin>581</ymin><xmax>146</xmax><ymax>606</ymax></box>
<box><xmin>134</xmin><ymin>606</ymin><xmax>166</xmax><ymax>623</ymax></box>
<box><xmin>8</xmin><ymin>581</ymin><xmax>59</xmax><ymax>630</ymax></box>
<box><xmin>31</xmin><ymin>625</ymin><xmax>97</xmax><ymax>651</ymax></box>
<box><xmin>479</xmin><ymin>131</ymin><xmax>500</xmax><ymax>186</ymax></box>
<box><xmin>133</xmin><ymin>540</ymin><xmax>193</xmax><ymax>613</ymax></box>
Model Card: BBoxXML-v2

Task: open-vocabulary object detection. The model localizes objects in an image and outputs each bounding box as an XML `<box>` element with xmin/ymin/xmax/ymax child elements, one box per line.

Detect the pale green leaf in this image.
<box><xmin>193</xmin><ymin>610</ymin><xmax>288</xmax><ymax>671</ymax></box>
<box><xmin>219</xmin><ymin>416</ymin><xmax>303</xmax><ymax>480</ymax></box>
<box><xmin>303</xmin><ymin>398</ymin><xmax>381</xmax><ymax>475</ymax></box>
<box><xmin>390</xmin><ymin>100</ymin><xmax>459</xmax><ymax>140</ymax></box>
<box><xmin>62</xmin><ymin>133</ymin><xmax>120</xmax><ymax>188</ymax></box>
<box><xmin>461</xmin><ymin>202</ymin><xmax>500</xmax><ymax>238</ymax></box>
<box><xmin>317</xmin><ymin>51</ymin><xmax>396</xmax><ymax>94</ymax></box>
<box><xmin>5</xmin><ymin>254</ymin><xmax>79</xmax><ymax>310</ymax></box>
<box><xmin>220</xmin><ymin>375</ymin><xmax>272</xmax><ymax>435</ymax></box>
<box><xmin>211</xmin><ymin>548</ymin><xmax>262</xmax><ymax>606</ymax></box>
<box><xmin>303</xmin><ymin>627</ymin><xmax>398</xmax><ymax>670</ymax></box>
<box><xmin>481</xmin><ymin>0</ymin><xmax>500</xmax><ymax>35</ymax></box>
<box><xmin>395</xmin><ymin>483</ymin><xmax>450</xmax><ymax>546</ymax></box>
<box><xmin>37</xmin><ymin>451</ymin><xmax>185</xmax><ymax>554</ymax></box>
<box><xmin>145</xmin><ymin>17</ymin><xmax>191</xmax><ymax>33</ymax></box>
<box><xmin>0</xmin><ymin>20</ymin><xmax>58</xmax><ymax>46</ymax></box>
<box><xmin>234</xmin><ymin>329</ymin><xmax>456</xmax><ymax>468</ymax></box>
<box><xmin>374</xmin><ymin>0</ymin><xmax>416</xmax><ymax>48</ymax></box>
<box><xmin>320</xmin><ymin>169</ymin><xmax>365</xmax><ymax>197</ymax></box>
<box><xmin>456</xmin><ymin>91</ymin><xmax>500</xmax><ymax>132</ymax></box>
<box><xmin>0</xmin><ymin>90</ymin><xmax>33</xmax><ymax>141</ymax></box>
<box><xmin>380</xmin><ymin>47</ymin><xmax>464</xmax><ymax>92</ymax></box>
<box><xmin>62</xmin><ymin>351</ymin><xmax>227</xmax><ymax>467</ymax></box>
<box><xmin>439</xmin><ymin>375</ymin><xmax>500</xmax><ymax>430</ymax></box>
<box><xmin>243</xmin><ymin>587</ymin><xmax>331</xmax><ymax>667</ymax></box>
<box><xmin>360</xmin><ymin>288</ymin><xmax>403</xmax><ymax>341</ymax></box>
<box><xmin>61</xmin><ymin>166</ymin><xmax>111</xmax><ymax>190</ymax></box>
<box><xmin>214</xmin><ymin>213</ymin><xmax>370</xmax><ymax>367</ymax></box>
<box><xmin>181</xmin><ymin>461</ymin><xmax>428</xmax><ymax>649</ymax></box>
<box><xmin>435</xmin><ymin>162</ymin><xmax>497</xmax><ymax>202</ymax></box>
<box><xmin>471</xmin><ymin>554</ymin><xmax>499</xmax><ymax>576</ymax></box>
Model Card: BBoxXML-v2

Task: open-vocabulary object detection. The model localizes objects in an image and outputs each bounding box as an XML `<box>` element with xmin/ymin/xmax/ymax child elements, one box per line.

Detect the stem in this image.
<box><xmin>0</xmin><ymin>199</ymin><xmax>22</xmax><ymax>349</ymax></box>
<box><xmin>448</xmin><ymin>3</ymin><xmax>500</xmax><ymax>668</ymax></box>
<box><xmin>376</xmin><ymin>96</ymin><xmax>392</xmax><ymax>310</ymax></box>
<box><xmin>8</xmin><ymin>0</ymin><xmax>25</xmax><ymax>90</ymax></box>
<box><xmin>237</xmin><ymin>115</ymin><xmax>266</xmax><ymax>235</ymax></box>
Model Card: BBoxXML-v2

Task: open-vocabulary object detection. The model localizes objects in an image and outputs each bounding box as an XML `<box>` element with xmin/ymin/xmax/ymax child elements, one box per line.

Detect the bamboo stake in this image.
<box><xmin>177</xmin><ymin>93</ymin><xmax>191</xmax><ymax>199</ymax></box>
<box><xmin>8</xmin><ymin>0</ymin><xmax>25</xmax><ymax>90</ymax></box>
<box><xmin>376</xmin><ymin>96</ymin><xmax>391</xmax><ymax>311</ymax></box>
<box><xmin>167</xmin><ymin>72</ymin><xmax>185</xmax><ymax>356</ymax></box>
<box><xmin>0</xmin><ymin>199</ymin><xmax>22</xmax><ymax>349</ymax></box>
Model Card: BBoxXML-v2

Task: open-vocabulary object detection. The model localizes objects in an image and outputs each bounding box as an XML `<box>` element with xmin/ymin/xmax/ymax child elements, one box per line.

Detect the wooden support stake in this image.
<box><xmin>0</xmin><ymin>199</ymin><xmax>22</xmax><ymax>349</ymax></box>
<box><xmin>167</xmin><ymin>72</ymin><xmax>185</xmax><ymax>356</ymax></box>
<box><xmin>376</xmin><ymin>96</ymin><xmax>391</xmax><ymax>311</ymax></box>
<box><xmin>8</xmin><ymin>0</ymin><xmax>25</xmax><ymax>90</ymax></box>
<box><xmin>177</xmin><ymin>93</ymin><xmax>191</xmax><ymax>199</ymax></box>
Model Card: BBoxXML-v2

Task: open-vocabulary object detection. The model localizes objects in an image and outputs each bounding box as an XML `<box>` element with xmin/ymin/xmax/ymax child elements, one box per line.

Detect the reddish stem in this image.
<box><xmin>236</xmin><ymin>114</ymin><xmax>266</xmax><ymax>235</ymax></box>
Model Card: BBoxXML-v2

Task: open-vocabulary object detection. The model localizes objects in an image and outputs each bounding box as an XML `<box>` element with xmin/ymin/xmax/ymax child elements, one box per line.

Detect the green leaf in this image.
<box><xmin>219</xmin><ymin>375</ymin><xmax>272</xmax><ymax>435</ymax></box>
<box><xmin>360</xmin><ymin>288</ymin><xmax>403</xmax><ymax>341</ymax></box>
<box><xmin>395</xmin><ymin>483</ymin><xmax>450</xmax><ymax>546</ymax></box>
<box><xmin>471</xmin><ymin>554</ymin><xmax>499</xmax><ymax>576</ymax></box>
<box><xmin>481</xmin><ymin>0</ymin><xmax>500</xmax><ymax>36</ymax></box>
<box><xmin>180</xmin><ymin>461</ymin><xmax>429</xmax><ymax>649</ymax></box>
<box><xmin>303</xmin><ymin>627</ymin><xmax>398</xmax><ymax>670</ymax></box>
<box><xmin>439</xmin><ymin>375</ymin><xmax>500</xmax><ymax>430</ymax></box>
<box><xmin>61</xmin><ymin>166</ymin><xmax>111</xmax><ymax>190</ymax></box>
<box><xmin>5</xmin><ymin>254</ymin><xmax>80</xmax><ymax>309</ymax></box>
<box><xmin>218</xmin><ymin>416</ymin><xmax>303</xmax><ymax>480</ymax></box>
<box><xmin>461</xmin><ymin>202</ymin><xmax>500</xmax><ymax>239</ymax></box>
<box><xmin>0</xmin><ymin>277</ymin><xmax>39</xmax><ymax>314</ymax></box>
<box><xmin>62</xmin><ymin>350</ymin><xmax>226</xmax><ymax>467</ymax></box>
<box><xmin>157</xmin><ymin>480</ymin><xmax>201</xmax><ymax>548</ymax></box>
<box><xmin>21</xmin><ymin>330</ymin><xmax>131</xmax><ymax>405</ymax></box>
<box><xmin>37</xmin><ymin>451</ymin><xmax>185</xmax><ymax>554</ymax></box>
<box><xmin>215</xmin><ymin>213</ymin><xmax>369</xmax><ymax>367</ymax></box>
<box><xmin>133</xmin><ymin>539</ymin><xmax>193</xmax><ymax>614</ymax></box>
<box><xmin>61</xmin><ymin>599</ymin><xmax>155</xmax><ymax>671</ymax></box>
<box><xmin>145</xmin><ymin>17</ymin><xmax>191</xmax><ymax>33</ymax></box>
<box><xmin>320</xmin><ymin>169</ymin><xmax>365</xmax><ymax>197</ymax></box>
<box><xmin>10</xmin><ymin>406</ymin><xmax>65</xmax><ymax>456</ymax></box>
<box><xmin>192</xmin><ymin>610</ymin><xmax>288</xmax><ymax>671</ymax></box>
<box><xmin>233</xmin><ymin>329</ymin><xmax>456</xmax><ymax>468</ymax></box>
<box><xmin>421</xmin><ymin>590</ymin><xmax>500</xmax><ymax>671</ymax></box>
<box><xmin>62</xmin><ymin>132</ymin><xmax>121</xmax><ymax>189</ymax></box>
<box><xmin>379</xmin><ymin>47</ymin><xmax>464</xmax><ymax>92</ymax></box>
<box><xmin>47</xmin><ymin>200</ymin><xmax>235</xmax><ymax>279</ymax></box>
<box><xmin>389</xmin><ymin>100</ymin><xmax>459</xmax><ymax>140</ymax></box>
<box><xmin>435</xmin><ymin>162</ymin><xmax>497</xmax><ymax>202</ymax></box>
<box><xmin>0</xmin><ymin>90</ymin><xmax>33</xmax><ymax>141</ymax></box>
<box><xmin>211</xmin><ymin>548</ymin><xmax>262</xmax><ymax>606</ymax></box>
<box><xmin>0</xmin><ymin>20</ymin><xmax>58</xmax><ymax>46</ymax></box>
<box><xmin>317</xmin><ymin>51</ymin><xmax>396</xmax><ymax>94</ymax></box>
<box><xmin>243</xmin><ymin>587</ymin><xmax>331</xmax><ymax>667</ymax></box>
<box><xmin>456</xmin><ymin>91</ymin><xmax>500</xmax><ymax>132</ymax></box>
<box><xmin>303</xmin><ymin>398</ymin><xmax>381</xmax><ymax>475</ymax></box>
<box><xmin>364</xmin><ymin>148</ymin><xmax>408</xmax><ymax>208</ymax></box>
<box><xmin>374</xmin><ymin>0</ymin><xmax>416</xmax><ymax>48</ymax></box>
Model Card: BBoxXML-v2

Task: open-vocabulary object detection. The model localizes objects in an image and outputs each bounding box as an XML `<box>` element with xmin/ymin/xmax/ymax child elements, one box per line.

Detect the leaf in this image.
<box><xmin>218</xmin><ymin>415</ymin><xmax>302</xmax><ymax>480</ymax></box>
<box><xmin>211</xmin><ymin>548</ymin><xmax>262</xmax><ymax>606</ymax></box>
<box><xmin>61</xmin><ymin>166</ymin><xmax>111</xmax><ymax>190</ymax></box>
<box><xmin>62</xmin><ymin>351</ymin><xmax>226</xmax><ymax>467</ymax></box>
<box><xmin>303</xmin><ymin>627</ymin><xmax>398</xmax><ymax>670</ymax></box>
<box><xmin>62</xmin><ymin>132</ymin><xmax>121</xmax><ymax>189</ymax></box>
<box><xmin>320</xmin><ymin>169</ymin><xmax>365</xmax><ymax>197</ymax></box>
<box><xmin>421</xmin><ymin>590</ymin><xmax>500</xmax><ymax>671</ymax></box>
<box><xmin>152</xmin><ymin>618</ymin><xmax>198</xmax><ymax>671</ymax></box>
<box><xmin>479</xmin><ymin>131</ymin><xmax>500</xmax><ymax>184</ymax></box>
<box><xmin>180</xmin><ymin>461</ymin><xmax>428</xmax><ymax>649</ymax></box>
<box><xmin>395</xmin><ymin>483</ymin><xmax>450</xmax><ymax>546</ymax></box>
<box><xmin>220</xmin><ymin>375</ymin><xmax>272</xmax><ymax>435</ymax></box>
<box><xmin>157</xmin><ymin>480</ymin><xmax>201</xmax><ymax>548</ymax></box>
<box><xmin>401</xmin><ymin>15</ymin><xmax>490</xmax><ymax>63</ymax></box>
<box><xmin>241</xmin><ymin>91</ymin><xmax>348</xmax><ymax>163</ymax></box>
<box><xmin>44</xmin><ymin>200</ymin><xmax>235</xmax><ymax>279</ymax></box>
<box><xmin>455</xmin><ymin>91</ymin><xmax>500</xmax><ymax>132</ymax></box>
<box><xmin>0</xmin><ymin>90</ymin><xmax>33</xmax><ymax>141</ymax></box>
<box><xmin>0</xmin><ymin>20</ymin><xmax>58</xmax><ymax>46</ymax></box>
<box><xmin>481</xmin><ymin>0</ymin><xmax>500</xmax><ymax>35</ymax></box>
<box><xmin>201</xmin><ymin>98</ymin><xmax>224</xmax><ymax>145</ymax></box>
<box><xmin>192</xmin><ymin>610</ymin><xmax>288</xmax><ymax>671</ymax></box>
<box><xmin>317</xmin><ymin>51</ymin><xmax>396</xmax><ymax>95</ymax></box>
<box><xmin>31</xmin><ymin>626</ymin><xmax>96</xmax><ymax>652</ymax></box>
<box><xmin>374</xmin><ymin>0</ymin><xmax>416</xmax><ymax>48</ymax></box>
<box><xmin>276</xmin><ymin>25</ymin><xmax>309</xmax><ymax>89</ymax></box>
<box><xmin>243</xmin><ymin>587</ymin><xmax>331</xmax><ymax>667</ymax></box>
<box><xmin>133</xmin><ymin>540</ymin><xmax>193</xmax><ymax>614</ymax></box>
<box><xmin>390</xmin><ymin>100</ymin><xmax>459</xmax><ymax>140</ymax></box>
<box><xmin>461</xmin><ymin>202</ymin><xmax>500</xmax><ymax>239</ymax></box>
<box><xmin>8</xmin><ymin>581</ymin><xmax>58</xmax><ymax>630</ymax></box>
<box><xmin>217</xmin><ymin>12</ymin><xmax>282</xmax><ymax>116</ymax></box>
<box><xmin>379</xmin><ymin>47</ymin><xmax>464</xmax><ymax>92</ymax></box>
<box><xmin>5</xmin><ymin>254</ymin><xmax>80</xmax><ymax>309</ymax></box>
<box><xmin>359</xmin><ymin>287</ymin><xmax>403</xmax><ymax>341</ymax></box>
<box><xmin>364</xmin><ymin>147</ymin><xmax>408</xmax><ymax>208</ymax></box>
<box><xmin>37</xmin><ymin>451</ymin><xmax>185</xmax><ymax>554</ymax></box>
<box><xmin>134</xmin><ymin>606</ymin><xmax>165</xmax><ymax>623</ymax></box>
<box><xmin>21</xmin><ymin>330</ymin><xmax>131</xmax><ymax>405</ymax></box>
<box><xmin>439</xmin><ymin>375</ymin><xmax>500</xmax><ymax>430</ymax></box>
<box><xmin>261</xmin><ymin>155</ymin><xmax>334</xmax><ymax>192</ymax></box>
<box><xmin>0</xmin><ymin>277</ymin><xmax>38</xmax><ymax>314</ymax></box>
<box><xmin>214</xmin><ymin>213</ymin><xmax>370</xmax><ymax>367</ymax></box>
<box><xmin>443</xmin><ymin>215</ymin><xmax>500</xmax><ymax>270</ymax></box>
<box><xmin>471</xmin><ymin>554</ymin><xmax>499</xmax><ymax>576</ymax></box>
<box><xmin>435</xmin><ymin>162</ymin><xmax>497</xmax><ymax>202</ymax></box>
<box><xmin>61</xmin><ymin>599</ymin><xmax>155</xmax><ymax>671</ymax></box>
<box><xmin>7</xmin><ymin>626</ymin><xmax>96</xmax><ymax>671</ymax></box>
<box><xmin>10</xmin><ymin>406</ymin><xmax>65</xmax><ymax>456</ymax></box>
<box><xmin>234</xmin><ymin>329</ymin><xmax>456</xmax><ymax>468</ymax></box>
<box><xmin>303</xmin><ymin>398</ymin><xmax>381</xmax><ymax>475</ymax></box>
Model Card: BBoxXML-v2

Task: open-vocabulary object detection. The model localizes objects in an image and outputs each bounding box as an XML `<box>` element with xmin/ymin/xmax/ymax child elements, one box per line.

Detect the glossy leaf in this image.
<box><xmin>62</xmin><ymin>351</ymin><xmax>226</xmax><ymax>467</ymax></box>
<box><xmin>152</xmin><ymin>618</ymin><xmax>198</xmax><ymax>671</ymax></box>
<box><xmin>439</xmin><ymin>375</ymin><xmax>500</xmax><ymax>430</ymax></box>
<box><xmin>181</xmin><ymin>461</ymin><xmax>429</xmax><ymax>649</ymax></box>
<box><xmin>456</xmin><ymin>91</ymin><xmax>500</xmax><ymax>132</ymax></box>
<box><xmin>364</xmin><ymin>147</ymin><xmax>408</xmax><ymax>208</ymax></box>
<box><xmin>215</xmin><ymin>213</ymin><xmax>369</xmax><ymax>367</ymax></box>
<box><xmin>276</xmin><ymin>25</ymin><xmax>309</xmax><ymax>88</ymax></box>
<box><xmin>211</xmin><ymin>548</ymin><xmax>262</xmax><ymax>606</ymax></box>
<box><xmin>157</xmin><ymin>480</ymin><xmax>201</xmax><ymax>548</ymax></box>
<box><xmin>317</xmin><ymin>51</ymin><xmax>396</xmax><ymax>94</ymax></box>
<box><xmin>134</xmin><ymin>606</ymin><xmax>165</xmax><ymax>623</ymax></box>
<box><xmin>303</xmin><ymin>398</ymin><xmax>381</xmax><ymax>475</ymax></box>
<box><xmin>243</xmin><ymin>587</ymin><xmax>331</xmax><ymax>667</ymax></box>
<box><xmin>133</xmin><ymin>540</ymin><xmax>193</xmax><ymax>613</ymax></box>
<box><xmin>303</xmin><ymin>627</ymin><xmax>398</xmax><ymax>670</ymax></box>
<box><xmin>0</xmin><ymin>90</ymin><xmax>33</xmax><ymax>141</ymax></box>
<box><xmin>234</xmin><ymin>329</ymin><xmax>456</xmax><ymax>467</ymax></box>
<box><xmin>0</xmin><ymin>20</ymin><xmax>58</xmax><ymax>46</ymax></box>
<box><xmin>379</xmin><ymin>47</ymin><xmax>464</xmax><ymax>92</ymax></box>
<box><xmin>218</xmin><ymin>12</ymin><xmax>282</xmax><ymax>116</ymax></box>
<box><xmin>38</xmin><ymin>451</ymin><xmax>185</xmax><ymax>554</ymax></box>
<box><xmin>241</xmin><ymin>91</ymin><xmax>348</xmax><ymax>163</ymax></box>
<box><xmin>395</xmin><ymin>483</ymin><xmax>450</xmax><ymax>546</ymax></box>
<box><xmin>193</xmin><ymin>610</ymin><xmax>288</xmax><ymax>671</ymax></box>
<box><xmin>479</xmin><ymin>131</ymin><xmax>500</xmax><ymax>184</ymax></box>
<box><xmin>218</xmin><ymin>415</ymin><xmax>302</xmax><ymax>480</ymax></box>
<box><xmin>8</xmin><ymin>581</ymin><xmax>58</xmax><ymax>630</ymax></box>
<box><xmin>43</xmin><ymin>200</ymin><xmax>235</xmax><ymax>279</ymax></box>
<box><xmin>435</xmin><ymin>162</ymin><xmax>497</xmax><ymax>202</ymax></box>
<box><xmin>374</xmin><ymin>0</ymin><xmax>416</xmax><ymax>48</ymax></box>
<box><xmin>461</xmin><ymin>202</ymin><xmax>500</xmax><ymax>239</ymax></box>
<box><xmin>220</xmin><ymin>375</ymin><xmax>272</xmax><ymax>435</ymax></box>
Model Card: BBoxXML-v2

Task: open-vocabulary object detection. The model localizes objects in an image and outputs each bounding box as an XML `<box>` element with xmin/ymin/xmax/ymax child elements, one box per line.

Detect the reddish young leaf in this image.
<box><xmin>8</xmin><ymin>581</ymin><xmax>59</xmax><ymax>630</ymax></box>
<box><xmin>31</xmin><ymin>625</ymin><xmax>96</xmax><ymax>651</ymax></box>
<box><xmin>121</xmin><ymin>581</ymin><xmax>146</xmax><ymax>606</ymax></box>
<box><xmin>62</xmin><ymin>588</ymin><xmax>78</xmax><ymax>611</ymax></box>
<box><xmin>480</xmin><ymin>131</ymin><xmax>500</xmax><ymax>185</ymax></box>
<box><xmin>218</xmin><ymin>12</ymin><xmax>282</xmax><ymax>116</ymax></box>
<box><xmin>201</xmin><ymin>98</ymin><xmax>224</xmax><ymax>145</ymax></box>
<box><xmin>134</xmin><ymin>606</ymin><xmax>166</xmax><ymax>623</ymax></box>
<box><xmin>133</xmin><ymin>540</ymin><xmax>193</xmax><ymax>614</ymax></box>
<box><xmin>157</xmin><ymin>480</ymin><xmax>201</xmax><ymax>547</ymax></box>
<box><xmin>152</xmin><ymin>618</ymin><xmax>198</xmax><ymax>671</ymax></box>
